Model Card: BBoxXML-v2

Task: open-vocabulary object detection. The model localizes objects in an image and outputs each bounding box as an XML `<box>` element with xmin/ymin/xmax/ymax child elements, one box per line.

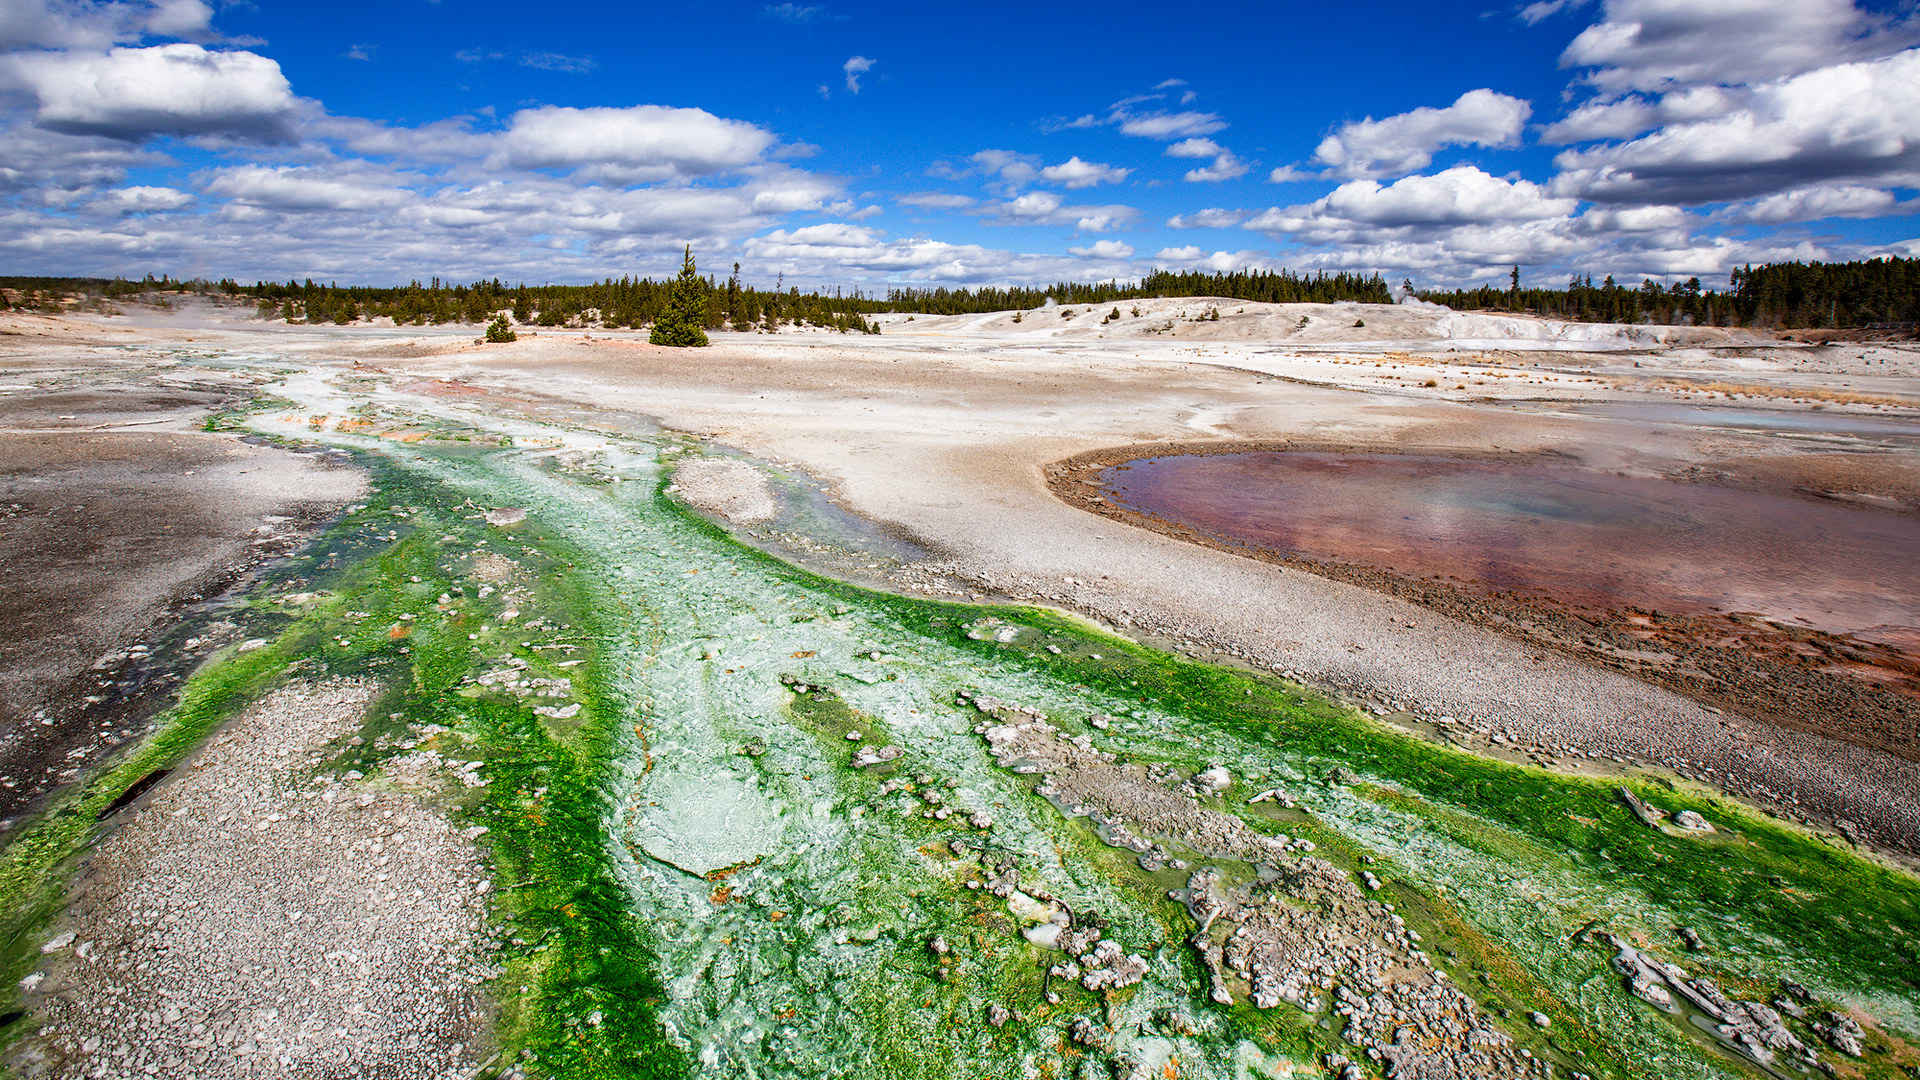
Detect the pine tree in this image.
<box><xmin>650</xmin><ymin>246</ymin><xmax>710</xmax><ymax>347</ymax></box>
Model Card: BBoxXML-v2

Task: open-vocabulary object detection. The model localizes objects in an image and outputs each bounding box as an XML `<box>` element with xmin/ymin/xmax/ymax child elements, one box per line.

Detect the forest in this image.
<box><xmin>2</xmin><ymin>256</ymin><xmax>1915</xmax><ymax>332</ymax></box>
<box><xmin>1416</xmin><ymin>256</ymin><xmax>1920</xmax><ymax>328</ymax></box>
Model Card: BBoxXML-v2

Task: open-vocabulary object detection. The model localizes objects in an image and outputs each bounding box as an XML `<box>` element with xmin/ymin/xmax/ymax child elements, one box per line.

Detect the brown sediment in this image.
<box><xmin>1047</xmin><ymin>440</ymin><xmax>1920</xmax><ymax>763</ymax></box>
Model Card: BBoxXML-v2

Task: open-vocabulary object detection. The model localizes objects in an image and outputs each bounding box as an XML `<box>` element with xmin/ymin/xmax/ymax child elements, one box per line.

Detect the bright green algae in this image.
<box><xmin>0</xmin><ymin>361</ymin><xmax>1915</xmax><ymax>1080</ymax></box>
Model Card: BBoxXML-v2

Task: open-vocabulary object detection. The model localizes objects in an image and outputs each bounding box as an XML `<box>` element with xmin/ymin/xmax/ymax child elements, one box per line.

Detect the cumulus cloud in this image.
<box><xmin>88</xmin><ymin>183</ymin><xmax>191</xmax><ymax>213</ymax></box>
<box><xmin>1153</xmin><ymin>246</ymin><xmax>1273</xmax><ymax>272</ymax></box>
<box><xmin>1165</xmin><ymin>138</ymin><xmax>1223</xmax><ymax>159</ymax></box>
<box><xmin>960</xmin><ymin>148</ymin><xmax>1038</xmax><ymax>188</ymax></box>
<box><xmin>1312</xmin><ymin>88</ymin><xmax>1531</xmax><ymax>178</ymax></box>
<box><xmin>1549</xmin><ymin>49</ymin><xmax>1920</xmax><ymax>205</ymax></box>
<box><xmin>1068</xmin><ymin>239</ymin><xmax>1133</xmax><ymax>258</ymax></box>
<box><xmin>203</xmin><ymin>165</ymin><xmax>409</xmax><ymax>212</ymax></box>
<box><xmin>1251</xmin><ymin>166</ymin><xmax>1576</xmax><ymax>238</ymax></box>
<box><xmin>1541</xmin><ymin>85</ymin><xmax>1734</xmax><ymax>143</ymax></box>
<box><xmin>0</xmin><ymin>0</ymin><xmax>212</xmax><ymax>50</ymax></box>
<box><xmin>1732</xmin><ymin>183</ymin><xmax>1904</xmax><ymax>223</ymax></box>
<box><xmin>1162</xmin><ymin>138</ymin><xmax>1246</xmax><ymax>182</ymax></box>
<box><xmin>743</xmin><ymin>223</ymin><xmax>1133</xmax><ymax>285</ymax></box>
<box><xmin>496</xmin><ymin>105</ymin><xmax>774</xmax><ymax>181</ymax></box>
<box><xmin>1039</xmin><ymin>156</ymin><xmax>1129</xmax><ymax>188</ymax></box>
<box><xmin>987</xmin><ymin>190</ymin><xmax>1138</xmax><ymax>232</ymax></box>
<box><xmin>1561</xmin><ymin>0</ymin><xmax>1920</xmax><ymax>94</ymax></box>
<box><xmin>1184</xmin><ymin>152</ymin><xmax>1247</xmax><ymax>183</ymax></box>
<box><xmin>5</xmin><ymin>44</ymin><xmax>297</xmax><ymax>141</ymax></box>
<box><xmin>1574</xmin><ymin>204</ymin><xmax>1690</xmax><ymax>232</ymax></box>
<box><xmin>843</xmin><ymin>55</ymin><xmax>873</xmax><ymax>93</ymax></box>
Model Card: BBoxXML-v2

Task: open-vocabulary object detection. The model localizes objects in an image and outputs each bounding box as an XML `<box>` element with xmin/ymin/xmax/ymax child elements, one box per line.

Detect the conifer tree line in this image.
<box><xmin>1415</xmin><ymin>256</ymin><xmax>1920</xmax><ymax>328</ymax></box>
<box><xmin>4</xmin><ymin>255</ymin><xmax>1917</xmax><ymax>330</ymax></box>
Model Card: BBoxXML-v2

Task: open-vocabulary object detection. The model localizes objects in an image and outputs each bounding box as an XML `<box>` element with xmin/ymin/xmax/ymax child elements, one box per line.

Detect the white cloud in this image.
<box><xmin>143</xmin><ymin>0</ymin><xmax>210</xmax><ymax>38</ymax></box>
<box><xmin>1541</xmin><ymin>85</ymin><xmax>1734</xmax><ymax>143</ymax></box>
<box><xmin>986</xmin><ymin>190</ymin><xmax>1138</xmax><ymax>232</ymax></box>
<box><xmin>1117</xmin><ymin>111</ymin><xmax>1226</xmax><ymax>139</ymax></box>
<box><xmin>742</xmin><ymin>223</ymin><xmax>1135</xmax><ymax>285</ymax></box>
<box><xmin>0</xmin><ymin>0</ymin><xmax>212</xmax><ymax>50</ymax></box>
<box><xmin>1039</xmin><ymin>156</ymin><xmax>1129</xmax><ymax>188</ymax></box>
<box><xmin>963</xmin><ymin>148</ymin><xmax>1039</xmax><ymax>188</ymax></box>
<box><xmin>1168</xmin><ymin>207</ymin><xmax>1248</xmax><ymax>228</ymax></box>
<box><xmin>1312</xmin><ymin>88</ymin><xmax>1531</xmax><ymax>178</ymax></box>
<box><xmin>496</xmin><ymin>105</ymin><xmax>774</xmax><ymax>181</ymax></box>
<box><xmin>843</xmin><ymin>55</ymin><xmax>874</xmax><ymax>94</ymax></box>
<box><xmin>1549</xmin><ymin>49</ymin><xmax>1920</xmax><ymax>204</ymax></box>
<box><xmin>1164</xmin><ymin>138</ymin><xmax>1246</xmax><ymax>182</ymax></box>
<box><xmin>5</xmin><ymin>44</ymin><xmax>297</xmax><ymax>141</ymax></box>
<box><xmin>1165</xmin><ymin>138</ymin><xmax>1223</xmax><ymax>159</ymax></box>
<box><xmin>898</xmin><ymin>191</ymin><xmax>975</xmax><ymax>209</ymax></box>
<box><xmin>1574</xmin><ymin>204</ymin><xmax>1690</xmax><ymax>232</ymax></box>
<box><xmin>1561</xmin><ymin>0</ymin><xmax>1920</xmax><ymax>94</ymax></box>
<box><xmin>1184</xmin><ymin>152</ymin><xmax>1247</xmax><ymax>183</ymax></box>
<box><xmin>203</xmin><ymin>165</ymin><xmax>409</xmax><ymax>212</ymax></box>
<box><xmin>1251</xmin><ymin>166</ymin><xmax>1576</xmax><ymax>237</ymax></box>
<box><xmin>1517</xmin><ymin>0</ymin><xmax>1585</xmax><ymax>24</ymax></box>
<box><xmin>1266</xmin><ymin>165</ymin><xmax>1313</xmax><ymax>183</ymax></box>
<box><xmin>1069</xmin><ymin>239</ymin><xmax>1133</xmax><ymax>258</ymax></box>
<box><xmin>1734</xmin><ymin>183</ymin><xmax>1903</xmax><ymax>223</ymax></box>
<box><xmin>1153</xmin><ymin>246</ymin><xmax>1273</xmax><ymax>272</ymax></box>
<box><xmin>89</xmin><ymin>183</ymin><xmax>191</xmax><ymax>213</ymax></box>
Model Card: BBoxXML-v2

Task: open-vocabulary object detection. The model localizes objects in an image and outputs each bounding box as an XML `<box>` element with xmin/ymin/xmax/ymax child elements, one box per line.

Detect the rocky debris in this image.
<box><xmin>8</xmin><ymin>680</ymin><xmax>490</xmax><ymax>1080</ymax></box>
<box><xmin>1816</xmin><ymin>1011</ymin><xmax>1866</xmax><ymax>1057</ymax></box>
<box><xmin>852</xmin><ymin>744</ymin><xmax>902</xmax><ymax>768</ymax></box>
<box><xmin>986</xmin><ymin>1003</ymin><xmax>1011</xmax><ymax>1028</ymax></box>
<box><xmin>1673</xmin><ymin>810</ymin><xmax>1715</xmax><ymax>833</ymax></box>
<box><xmin>962</xmin><ymin>692</ymin><xmax>1543</xmax><ymax>1078</ymax></box>
<box><xmin>1594</xmin><ymin>931</ymin><xmax>1826</xmax><ymax>1071</ymax></box>
<box><xmin>1616</xmin><ymin>786</ymin><xmax>1665</xmax><ymax>828</ymax></box>
<box><xmin>1190</xmin><ymin>765</ymin><xmax>1233</xmax><ymax>795</ymax></box>
<box><xmin>482</xmin><ymin>506</ymin><xmax>527</xmax><ymax>527</ymax></box>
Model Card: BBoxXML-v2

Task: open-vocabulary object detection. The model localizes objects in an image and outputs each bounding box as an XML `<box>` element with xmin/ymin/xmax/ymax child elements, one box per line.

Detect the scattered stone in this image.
<box><xmin>1673</xmin><ymin>810</ymin><xmax>1715</xmax><ymax>833</ymax></box>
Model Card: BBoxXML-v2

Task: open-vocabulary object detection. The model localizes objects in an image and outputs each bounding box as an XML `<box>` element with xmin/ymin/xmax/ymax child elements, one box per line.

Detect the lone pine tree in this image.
<box><xmin>650</xmin><ymin>246</ymin><xmax>710</xmax><ymax>347</ymax></box>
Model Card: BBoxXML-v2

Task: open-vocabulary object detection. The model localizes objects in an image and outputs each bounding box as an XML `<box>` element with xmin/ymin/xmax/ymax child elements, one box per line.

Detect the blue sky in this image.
<box><xmin>2</xmin><ymin>0</ymin><xmax>1918</xmax><ymax>290</ymax></box>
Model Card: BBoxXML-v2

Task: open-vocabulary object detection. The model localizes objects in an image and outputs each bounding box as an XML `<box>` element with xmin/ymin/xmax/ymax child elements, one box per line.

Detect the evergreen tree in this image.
<box><xmin>485</xmin><ymin>315</ymin><xmax>517</xmax><ymax>343</ymax></box>
<box><xmin>650</xmin><ymin>246</ymin><xmax>710</xmax><ymax>347</ymax></box>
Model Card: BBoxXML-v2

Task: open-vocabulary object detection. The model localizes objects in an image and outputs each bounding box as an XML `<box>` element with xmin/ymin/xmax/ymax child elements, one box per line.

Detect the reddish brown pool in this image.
<box><xmin>1097</xmin><ymin>451</ymin><xmax>1920</xmax><ymax>653</ymax></box>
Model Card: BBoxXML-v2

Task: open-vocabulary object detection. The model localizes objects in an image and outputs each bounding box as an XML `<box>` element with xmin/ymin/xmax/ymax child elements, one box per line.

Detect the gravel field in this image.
<box><xmin>9</xmin><ymin>679</ymin><xmax>492</xmax><ymax>1080</ymax></box>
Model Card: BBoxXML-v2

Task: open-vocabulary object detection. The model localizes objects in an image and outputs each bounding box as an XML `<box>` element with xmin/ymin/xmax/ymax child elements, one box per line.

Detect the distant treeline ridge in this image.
<box><xmin>2</xmin><ymin>256</ymin><xmax>1915</xmax><ymax>330</ymax></box>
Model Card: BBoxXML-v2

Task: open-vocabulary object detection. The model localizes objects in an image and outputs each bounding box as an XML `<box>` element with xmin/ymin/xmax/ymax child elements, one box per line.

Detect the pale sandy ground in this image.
<box><xmin>6</xmin><ymin>297</ymin><xmax>1920</xmax><ymax>856</ymax></box>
